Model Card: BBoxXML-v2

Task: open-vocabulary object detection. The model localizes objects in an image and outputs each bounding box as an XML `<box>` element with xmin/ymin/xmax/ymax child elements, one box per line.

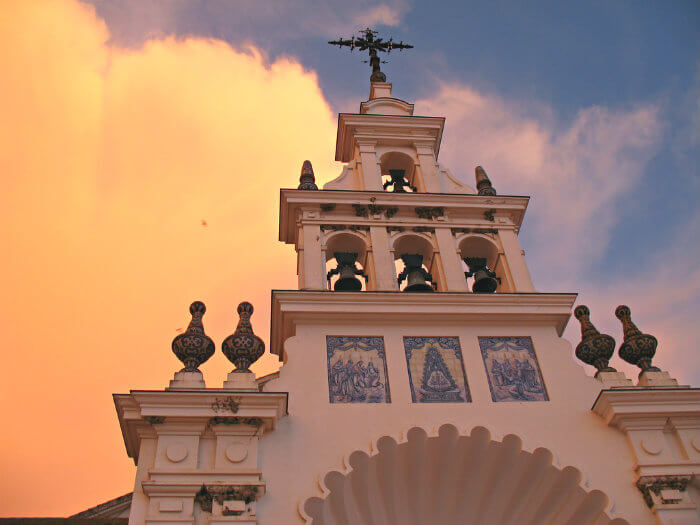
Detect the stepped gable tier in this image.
<box><xmin>278</xmin><ymin>190</ymin><xmax>529</xmax><ymax>244</ymax></box>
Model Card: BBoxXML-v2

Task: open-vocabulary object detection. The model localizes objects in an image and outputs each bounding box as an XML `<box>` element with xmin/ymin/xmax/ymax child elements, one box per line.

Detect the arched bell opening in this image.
<box><xmin>458</xmin><ymin>235</ymin><xmax>510</xmax><ymax>293</ymax></box>
<box><xmin>324</xmin><ymin>232</ymin><xmax>369</xmax><ymax>291</ymax></box>
<box><xmin>392</xmin><ymin>234</ymin><xmax>438</xmax><ymax>292</ymax></box>
<box><xmin>301</xmin><ymin>424</ymin><xmax>630</xmax><ymax>525</ymax></box>
<box><xmin>379</xmin><ymin>151</ymin><xmax>417</xmax><ymax>193</ymax></box>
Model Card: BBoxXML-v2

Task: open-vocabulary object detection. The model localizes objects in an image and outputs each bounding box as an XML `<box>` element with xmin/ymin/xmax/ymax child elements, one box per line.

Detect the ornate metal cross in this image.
<box><xmin>328</xmin><ymin>28</ymin><xmax>413</xmax><ymax>82</ymax></box>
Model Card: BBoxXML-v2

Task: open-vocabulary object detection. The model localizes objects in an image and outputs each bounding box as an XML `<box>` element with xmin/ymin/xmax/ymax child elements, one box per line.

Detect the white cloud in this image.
<box><xmin>417</xmin><ymin>84</ymin><xmax>662</xmax><ymax>279</ymax></box>
<box><xmin>352</xmin><ymin>3</ymin><xmax>406</xmax><ymax>28</ymax></box>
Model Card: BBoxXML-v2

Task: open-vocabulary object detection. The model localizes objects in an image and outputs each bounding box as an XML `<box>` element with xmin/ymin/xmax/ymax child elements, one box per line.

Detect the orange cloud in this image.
<box><xmin>0</xmin><ymin>0</ymin><xmax>339</xmax><ymax>516</ymax></box>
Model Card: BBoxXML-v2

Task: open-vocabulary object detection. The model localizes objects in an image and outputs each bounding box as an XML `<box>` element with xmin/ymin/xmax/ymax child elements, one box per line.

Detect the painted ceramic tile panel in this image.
<box><xmin>326</xmin><ymin>336</ymin><xmax>390</xmax><ymax>403</ymax></box>
<box><xmin>479</xmin><ymin>336</ymin><xmax>548</xmax><ymax>402</ymax></box>
<box><xmin>403</xmin><ymin>337</ymin><xmax>471</xmax><ymax>403</ymax></box>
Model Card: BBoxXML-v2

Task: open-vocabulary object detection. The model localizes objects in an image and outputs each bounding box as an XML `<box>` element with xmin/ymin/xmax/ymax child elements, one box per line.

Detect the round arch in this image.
<box><xmin>301</xmin><ymin>425</ymin><xmax>629</xmax><ymax>525</ymax></box>
<box><xmin>323</xmin><ymin>230</ymin><xmax>369</xmax><ymax>262</ymax></box>
<box><xmin>456</xmin><ymin>233</ymin><xmax>500</xmax><ymax>268</ymax></box>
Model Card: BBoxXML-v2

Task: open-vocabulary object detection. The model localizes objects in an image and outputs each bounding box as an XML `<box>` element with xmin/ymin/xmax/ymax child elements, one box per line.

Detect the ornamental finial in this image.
<box><xmin>475</xmin><ymin>166</ymin><xmax>497</xmax><ymax>196</ymax></box>
<box><xmin>329</xmin><ymin>28</ymin><xmax>413</xmax><ymax>83</ymax></box>
<box><xmin>222</xmin><ymin>302</ymin><xmax>265</xmax><ymax>373</ymax></box>
<box><xmin>171</xmin><ymin>301</ymin><xmax>215</xmax><ymax>372</ymax></box>
<box><xmin>573</xmin><ymin>305</ymin><xmax>617</xmax><ymax>375</ymax></box>
<box><xmin>615</xmin><ymin>305</ymin><xmax>660</xmax><ymax>375</ymax></box>
<box><xmin>298</xmin><ymin>160</ymin><xmax>318</xmax><ymax>190</ymax></box>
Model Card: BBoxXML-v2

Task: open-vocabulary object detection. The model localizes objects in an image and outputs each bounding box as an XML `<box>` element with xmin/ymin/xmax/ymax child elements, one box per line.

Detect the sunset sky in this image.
<box><xmin>1</xmin><ymin>0</ymin><xmax>698</xmax><ymax>517</ymax></box>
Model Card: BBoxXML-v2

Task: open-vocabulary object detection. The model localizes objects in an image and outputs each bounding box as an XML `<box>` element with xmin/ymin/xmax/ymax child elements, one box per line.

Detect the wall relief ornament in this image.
<box><xmin>195</xmin><ymin>484</ymin><xmax>261</xmax><ymax>513</ymax></box>
<box><xmin>352</xmin><ymin>204</ymin><xmax>369</xmax><ymax>218</ymax></box>
<box><xmin>222</xmin><ymin>302</ymin><xmax>265</xmax><ymax>373</ymax></box>
<box><xmin>415</xmin><ymin>206</ymin><xmax>444</xmax><ymax>219</ymax></box>
<box><xmin>211</xmin><ymin>397</ymin><xmax>241</xmax><ymax>414</ymax></box>
<box><xmin>171</xmin><ymin>301</ymin><xmax>215</xmax><ymax>372</ymax></box>
<box><xmin>208</xmin><ymin>416</ymin><xmax>263</xmax><ymax>427</ymax></box>
<box><xmin>573</xmin><ymin>305</ymin><xmax>617</xmax><ymax>375</ymax></box>
<box><xmin>320</xmin><ymin>224</ymin><xmax>346</xmax><ymax>232</ymax></box>
<box><xmin>636</xmin><ymin>475</ymin><xmax>693</xmax><ymax>508</ymax></box>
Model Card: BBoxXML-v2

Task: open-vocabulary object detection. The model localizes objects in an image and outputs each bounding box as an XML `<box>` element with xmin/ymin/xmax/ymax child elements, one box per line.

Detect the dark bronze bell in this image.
<box><xmin>327</xmin><ymin>252</ymin><xmax>366</xmax><ymax>291</ymax></box>
<box><xmin>383</xmin><ymin>169</ymin><xmax>416</xmax><ymax>192</ymax></box>
<box><xmin>464</xmin><ymin>257</ymin><xmax>500</xmax><ymax>293</ymax></box>
<box><xmin>398</xmin><ymin>253</ymin><xmax>434</xmax><ymax>292</ymax></box>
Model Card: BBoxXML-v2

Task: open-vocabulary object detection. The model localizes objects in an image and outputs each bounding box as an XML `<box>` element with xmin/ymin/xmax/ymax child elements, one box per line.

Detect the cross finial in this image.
<box><xmin>328</xmin><ymin>28</ymin><xmax>413</xmax><ymax>83</ymax></box>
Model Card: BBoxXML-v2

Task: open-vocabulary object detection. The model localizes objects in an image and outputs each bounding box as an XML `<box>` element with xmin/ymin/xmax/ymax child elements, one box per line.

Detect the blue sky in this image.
<box><xmin>86</xmin><ymin>0</ymin><xmax>699</xmax><ymax>380</ymax></box>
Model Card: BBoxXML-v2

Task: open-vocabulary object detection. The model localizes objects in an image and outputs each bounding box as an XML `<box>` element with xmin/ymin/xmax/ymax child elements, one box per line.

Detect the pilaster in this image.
<box><xmin>497</xmin><ymin>228</ymin><xmax>535</xmax><ymax>292</ymax></box>
<box><xmin>300</xmin><ymin>221</ymin><xmax>324</xmax><ymax>290</ymax></box>
<box><xmin>414</xmin><ymin>142</ymin><xmax>441</xmax><ymax>193</ymax></box>
<box><xmin>368</xmin><ymin>226</ymin><xmax>398</xmax><ymax>291</ymax></box>
<box><xmin>357</xmin><ymin>140</ymin><xmax>382</xmax><ymax>191</ymax></box>
<box><xmin>434</xmin><ymin>227</ymin><xmax>468</xmax><ymax>292</ymax></box>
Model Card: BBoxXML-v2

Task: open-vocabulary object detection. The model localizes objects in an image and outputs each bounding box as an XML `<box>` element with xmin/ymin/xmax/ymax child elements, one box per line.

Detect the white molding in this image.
<box><xmin>270</xmin><ymin>290</ymin><xmax>576</xmax><ymax>359</ymax></box>
<box><xmin>279</xmin><ymin>188</ymin><xmax>529</xmax><ymax>244</ymax></box>
<box><xmin>335</xmin><ymin>113</ymin><xmax>445</xmax><ymax>162</ymax></box>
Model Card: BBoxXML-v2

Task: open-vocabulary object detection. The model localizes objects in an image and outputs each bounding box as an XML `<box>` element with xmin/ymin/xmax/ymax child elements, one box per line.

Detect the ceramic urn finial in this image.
<box><xmin>615</xmin><ymin>305</ymin><xmax>660</xmax><ymax>375</ymax></box>
<box><xmin>475</xmin><ymin>166</ymin><xmax>497</xmax><ymax>196</ymax></box>
<box><xmin>222</xmin><ymin>302</ymin><xmax>265</xmax><ymax>373</ymax></box>
<box><xmin>171</xmin><ymin>301</ymin><xmax>215</xmax><ymax>372</ymax></box>
<box><xmin>573</xmin><ymin>305</ymin><xmax>617</xmax><ymax>375</ymax></box>
<box><xmin>298</xmin><ymin>160</ymin><xmax>318</xmax><ymax>190</ymax></box>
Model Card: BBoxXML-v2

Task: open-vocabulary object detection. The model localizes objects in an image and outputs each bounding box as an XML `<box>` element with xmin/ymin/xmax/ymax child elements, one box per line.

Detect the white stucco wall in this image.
<box><xmin>257</xmin><ymin>319</ymin><xmax>652</xmax><ymax>524</ymax></box>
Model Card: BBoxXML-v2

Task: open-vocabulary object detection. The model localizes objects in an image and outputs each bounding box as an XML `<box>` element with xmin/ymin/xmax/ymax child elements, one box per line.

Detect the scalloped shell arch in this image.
<box><xmin>301</xmin><ymin>424</ymin><xmax>630</xmax><ymax>525</ymax></box>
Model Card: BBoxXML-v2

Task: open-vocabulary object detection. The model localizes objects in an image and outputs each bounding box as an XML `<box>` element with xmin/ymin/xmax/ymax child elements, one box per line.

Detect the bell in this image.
<box><xmin>383</xmin><ymin>169</ymin><xmax>416</xmax><ymax>192</ymax></box>
<box><xmin>328</xmin><ymin>252</ymin><xmax>366</xmax><ymax>291</ymax></box>
<box><xmin>399</xmin><ymin>254</ymin><xmax>434</xmax><ymax>292</ymax></box>
<box><xmin>464</xmin><ymin>257</ymin><xmax>500</xmax><ymax>293</ymax></box>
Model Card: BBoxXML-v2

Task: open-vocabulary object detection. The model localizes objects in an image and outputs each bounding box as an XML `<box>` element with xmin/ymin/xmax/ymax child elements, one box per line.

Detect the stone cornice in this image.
<box><xmin>279</xmin><ymin>189</ymin><xmax>529</xmax><ymax>244</ymax></box>
<box><xmin>270</xmin><ymin>290</ymin><xmax>576</xmax><ymax>360</ymax></box>
<box><xmin>335</xmin><ymin>113</ymin><xmax>445</xmax><ymax>162</ymax></box>
<box><xmin>592</xmin><ymin>388</ymin><xmax>700</xmax><ymax>428</ymax></box>
<box><xmin>359</xmin><ymin>97</ymin><xmax>415</xmax><ymax>116</ymax></box>
<box><xmin>114</xmin><ymin>391</ymin><xmax>288</xmax><ymax>462</ymax></box>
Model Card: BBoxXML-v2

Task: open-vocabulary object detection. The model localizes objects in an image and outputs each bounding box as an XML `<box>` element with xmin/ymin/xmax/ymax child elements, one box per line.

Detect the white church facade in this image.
<box><xmin>17</xmin><ymin>44</ymin><xmax>700</xmax><ymax>525</ymax></box>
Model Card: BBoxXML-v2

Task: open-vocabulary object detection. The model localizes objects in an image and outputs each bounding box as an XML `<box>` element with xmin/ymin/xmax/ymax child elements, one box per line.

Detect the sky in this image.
<box><xmin>0</xmin><ymin>0</ymin><xmax>698</xmax><ymax>517</ymax></box>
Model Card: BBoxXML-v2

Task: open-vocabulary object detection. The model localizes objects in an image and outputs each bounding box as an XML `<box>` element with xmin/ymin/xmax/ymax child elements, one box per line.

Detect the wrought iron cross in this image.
<box><xmin>328</xmin><ymin>28</ymin><xmax>413</xmax><ymax>82</ymax></box>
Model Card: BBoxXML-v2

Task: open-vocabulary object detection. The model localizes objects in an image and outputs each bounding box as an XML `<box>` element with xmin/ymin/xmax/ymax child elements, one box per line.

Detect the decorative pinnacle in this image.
<box><xmin>615</xmin><ymin>305</ymin><xmax>660</xmax><ymax>375</ymax></box>
<box><xmin>475</xmin><ymin>166</ymin><xmax>497</xmax><ymax>196</ymax></box>
<box><xmin>573</xmin><ymin>305</ymin><xmax>616</xmax><ymax>375</ymax></box>
<box><xmin>298</xmin><ymin>160</ymin><xmax>318</xmax><ymax>190</ymax></box>
<box><xmin>329</xmin><ymin>28</ymin><xmax>413</xmax><ymax>83</ymax></box>
<box><xmin>221</xmin><ymin>302</ymin><xmax>265</xmax><ymax>373</ymax></box>
<box><xmin>171</xmin><ymin>301</ymin><xmax>215</xmax><ymax>372</ymax></box>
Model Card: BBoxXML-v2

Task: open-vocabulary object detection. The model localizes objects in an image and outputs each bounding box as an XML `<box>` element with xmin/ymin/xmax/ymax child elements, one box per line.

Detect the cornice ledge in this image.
<box><xmin>271</xmin><ymin>291</ymin><xmax>577</xmax><ymax>358</ymax></box>
<box><xmin>592</xmin><ymin>388</ymin><xmax>700</xmax><ymax>426</ymax></box>
<box><xmin>279</xmin><ymin>190</ymin><xmax>530</xmax><ymax>243</ymax></box>
<box><xmin>335</xmin><ymin>113</ymin><xmax>445</xmax><ymax>162</ymax></box>
<box><xmin>114</xmin><ymin>391</ymin><xmax>288</xmax><ymax>462</ymax></box>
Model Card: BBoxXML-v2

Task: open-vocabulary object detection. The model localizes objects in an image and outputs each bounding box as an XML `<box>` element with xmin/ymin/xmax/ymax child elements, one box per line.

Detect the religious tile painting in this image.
<box><xmin>403</xmin><ymin>337</ymin><xmax>471</xmax><ymax>403</ymax></box>
<box><xmin>326</xmin><ymin>336</ymin><xmax>391</xmax><ymax>403</ymax></box>
<box><xmin>478</xmin><ymin>336</ymin><xmax>549</xmax><ymax>402</ymax></box>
